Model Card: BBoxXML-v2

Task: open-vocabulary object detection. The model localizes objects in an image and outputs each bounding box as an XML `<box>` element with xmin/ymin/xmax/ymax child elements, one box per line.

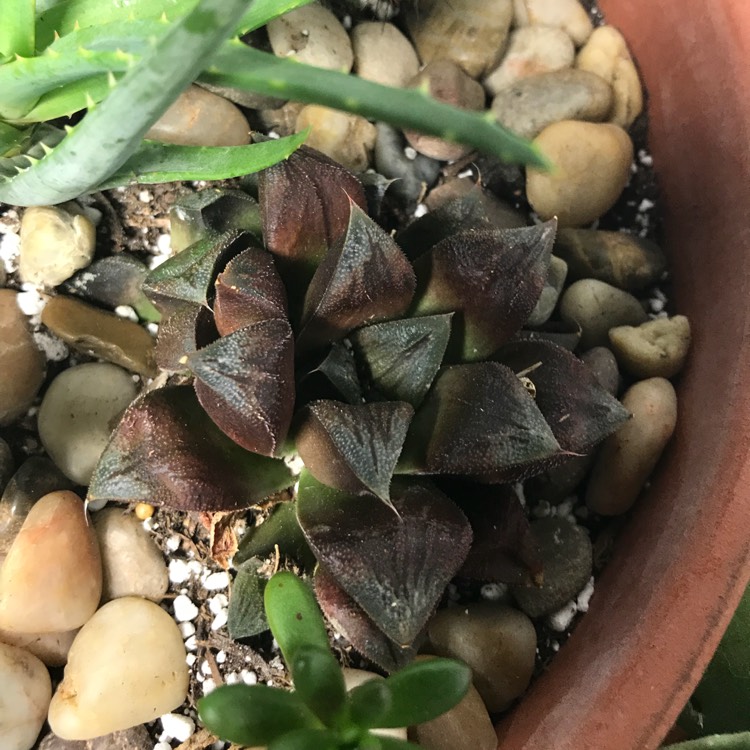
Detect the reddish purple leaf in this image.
<box><xmin>188</xmin><ymin>319</ymin><xmax>295</xmax><ymax>456</ymax></box>
<box><xmin>87</xmin><ymin>386</ymin><xmax>294</xmax><ymax>511</ymax></box>
<box><xmin>154</xmin><ymin>302</ymin><xmax>216</xmax><ymax>372</ymax></box>
<box><xmin>295</xmin><ymin>400</ymin><xmax>414</xmax><ymax>504</ymax></box>
<box><xmin>297</xmin><ymin>204</ymin><xmax>416</xmax><ymax>353</ymax></box>
<box><xmin>411</xmin><ymin>221</ymin><xmax>557</xmax><ymax>361</ymax></box>
<box><xmin>259</xmin><ymin>145</ymin><xmax>367</xmax><ymax>271</ymax></box>
<box><xmin>314</xmin><ymin>566</ymin><xmax>416</xmax><ymax>673</ymax></box>
<box><xmin>213</xmin><ymin>246</ymin><xmax>288</xmax><ymax>336</ymax></box>
<box><xmin>297</xmin><ymin>473</ymin><xmax>472</xmax><ymax>646</ymax></box>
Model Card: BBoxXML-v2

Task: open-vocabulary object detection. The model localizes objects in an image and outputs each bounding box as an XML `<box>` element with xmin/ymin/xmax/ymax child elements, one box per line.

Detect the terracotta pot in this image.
<box><xmin>496</xmin><ymin>1</ymin><xmax>750</xmax><ymax>748</ymax></box>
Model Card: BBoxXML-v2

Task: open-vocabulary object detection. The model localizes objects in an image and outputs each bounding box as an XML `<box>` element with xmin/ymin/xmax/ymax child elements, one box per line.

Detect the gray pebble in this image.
<box><xmin>527</xmin><ymin>255</ymin><xmax>568</xmax><ymax>326</ymax></box>
<box><xmin>580</xmin><ymin>346</ymin><xmax>620</xmax><ymax>396</ymax></box>
<box><xmin>559</xmin><ymin>278</ymin><xmax>648</xmax><ymax>351</ymax></box>
<box><xmin>491</xmin><ymin>69</ymin><xmax>613</xmax><ymax>140</ymax></box>
<box><xmin>555</xmin><ymin>228</ymin><xmax>667</xmax><ymax>292</ymax></box>
<box><xmin>427</xmin><ymin>602</ymin><xmax>536</xmax><ymax>711</ymax></box>
<box><xmin>511</xmin><ymin>517</ymin><xmax>593</xmax><ymax>618</ymax></box>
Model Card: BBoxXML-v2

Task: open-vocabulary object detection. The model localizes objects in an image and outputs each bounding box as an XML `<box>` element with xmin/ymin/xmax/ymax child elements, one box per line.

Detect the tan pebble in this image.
<box><xmin>0</xmin><ymin>641</ymin><xmax>52</xmax><ymax>750</ymax></box>
<box><xmin>526</xmin><ymin>121</ymin><xmax>634</xmax><ymax>227</ymax></box>
<box><xmin>484</xmin><ymin>26</ymin><xmax>575</xmax><ymax>95</ymax></box>
<box><xmin>134</xmin><ymin>502</ymin><xmax>154</xmax><ymax>520</ymax></box>
<box><xmin>94</xmin><ymin>507</ymin><xmax>168</xmax><ymax>603</ymax></box>
<box><xmin>0</xmin><ymin>290</ymin><xmax>45</xmax><ymax>426</ymax></box>
<box><xmin>0</xmin><ymin>491</ymin><xmax>101</xmax><ymax>634</ymax></box>
<box><xmin>427</xmin><ymin>602</ymin><xmax>536</xmax><ymax>711</ymax></box>
<box><xmin>404</xmin><ymin>60</ymin><xmax>486</xmax><ymax>161</ymax></box>
<box><xmin>295</xmin><ymin>105</ymin><xmax>377</xmax><ymax>171</ymax></box>
<box><xmin>513</xmin><ymin>0</ymin><xmax>593</xmax><ymax>46</ymax></box>
<box><xmin>267</xmin><ymin>5</ymin><xmax>353</xmax><ymax>72</ymax></box>
<box><xmin>406</xmin><ymin>0</ymin><xmax>513</xmax><ymax>78</ymax></box>
<box><xmin>48</xmin><ymin>597</ymin><xmax>189</xmax><ymax>740</ymax></box>
<box><xmin>351</xmin><ymin>22</ymin><xmax>420</xmax><ymax>88</ymax></box>
<box><xmin>145</xmin><ymin>85</ymin><xmax>250</xmax><ymax>147</ymax></box>
<box><xmin>0</xmin><ymin>627</ymin><xmax>77</xmax><ymax>667</ymax></box>
<box><xmin>19</xmin><ymin>206</ymin><xmax>95</xmax><ymax>287</ymax></box>
<box><xmin>409</xmin><ymin>658</ymin><xmax>496</xmax><ymax>750</ymax></box>
<box><xmin>586</xmin><ymin>378</ymin><xmax>678</xmax><ymax>515</ymax></box>
<box><xmin>609</xmin><ymin>316</ymin><xmax>691</xmax><ymax>379</ymax></box>
<box><xmin>576</xmin><ymin>25</ymin><xmax>643</xmax><ymax>127</ymax></box>
<box><xmin>41</xmin><ymin>295</ymin><xmax>156</xmax><ymax>377</ymax></box>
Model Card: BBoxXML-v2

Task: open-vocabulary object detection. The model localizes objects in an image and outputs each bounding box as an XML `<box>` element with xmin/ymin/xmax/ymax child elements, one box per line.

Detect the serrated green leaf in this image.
<box><xmin>227</xmin><ymin>559</ymin><xmax>268</xmax><ymax>640</ymax></box>
<box><xmin>264</xmin><ymin>571</ymin><xmax>331</xmax><ymax>668</ymax></box>
<box><xmin>0</xmin><ymin>0</ymin><xmax>35</xmax><ymax>59</ymax></box>
<box><xmin>0</xmin><ymin>121</ymin><xmax>27</xmax><ymax>157</ymax></box>
<box><xmin>377</xmin><ymin>659</ymin><xmax>471</xmax><ymax>728</ymax></box>
<box><xmin>198</xmin><ymin>684</ymin><xmax>320</xmax><ymax>746</ymax></box>
<box><xmin>290</xmin><ymin>644</ymin><xmax>347</xmax><ymax>727</ymax></box>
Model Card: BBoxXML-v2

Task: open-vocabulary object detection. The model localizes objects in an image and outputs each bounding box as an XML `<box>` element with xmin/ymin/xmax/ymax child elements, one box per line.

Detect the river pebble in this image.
<box><xmin>0</xmin><ymin>491</ymin><xmax>101</xmax><ymax>634</ymax></box>
<box><xmin>48</xmin><ymin>597</ymin><xmax>189</xmax><ymax>741</ymax></box>
<box><xmin>576</xmin><ymin>25</ymin><xmax>643</xmax><ymax>127</ymax></box>
<box><xmin>38</xmin><ymin>724</ymin><xmax>152</xmax><ymax>750</ymax></box>
<box><xmin>94</xmin><ymin>508</ymin><xmax>169</xmax><ymax>604</ymax></box>
<box><xmin>511</xmin><ymin>517</ymin><xmax>593</xmax><ymax>618</ymax></box>
<box><xmin>351</xmin><ymin>22</ymin><xmax>420</xmax><ymax>87</ymax></box>
<box><xmin>0</xmin><ymin>641</ymin><xmax>51</xmax><ymax>750</ymax></box>
<box><xmin>404</xmin><ymin>60</ymin><xmax>485</xmax><ymax>161</ymax></box>
<box><xmin>295</xmin><ymin>105</ymin><xmax>377</xmax><ymax>172</ymax></box>
<box><xmin>145</xmin><ymin>85</ymin><xmax>250</xmax><ymax>147</ymax></box>
<box><xmin>559</xmin><ymin>279</ymin><xmax>648</xmax><ymax>350</ymax></box>
<box><xmin>268</xmin><ymin>4</ymin><xmax>353</xmax><ymax>72</ymax></box>
<box><xmin>0</xmin><ymin>290</ymin><xmax>45</xmax><ymax>425</ymax></box>
<box><xmin>587</xmin><ymin>378</ymin><xmax>678</xmax><ymax>515</ymax></box>
<box><xmin>484</xmin><ymin>26</ymin><xmax>575</xmax><ymax>95</ymax></box>
<box><xmin>609</xmin><ymin>316</ymin><xmax>691</xmax><ymax>379</ymax></box>
<box><xmin>406</xmin><ymin>0</ymin><xmax>513</xmax><ymax>78</ymax></box>
<box><xmin>492</xmin><ymin>67</ymin><xmax>613</xmax><ymax>140</ymax></box>
<box><xmin>512</xmin><ymin>0</ymin><xmax>593</xmax><ymax>46</ymax></box>
<box><xmin>41</xmin><ymin>296</ymin><xmax>156</xmax><ymax>377</ymax></box>
<box><xmin>38</xmin><ymin>363</ymin><xmax>138</xmax><ymax>486</ymax></box>
<box><xmin>427</xmin><ymin>602</ymin><xmax>536</xmax><ymax>711</ymax></box>
<box><xmin>555</xmin><ymin>228</ymin><xmax>667</xmax><ymax>292</ymax></box>
<box><xmin>526</xmin><ymin>120</ymin><xmax>634</xmax><ymax>227</ymax></box>
<box><xmin>0</xmin><ymin>627</ymin><xmax>77</xmax><ymax>667</ymax></box>
<box><xmin>18</xmin><ymin>207</ymin><xmax>95</xmax><ymax>287</ymax></box>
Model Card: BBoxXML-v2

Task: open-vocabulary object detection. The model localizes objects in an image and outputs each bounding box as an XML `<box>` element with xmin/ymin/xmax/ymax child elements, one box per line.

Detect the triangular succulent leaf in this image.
<box><xmin>88</xmin><ymin>386</ymin><xmax>294</xmax><ymax>511</ymax></box>
<box><xmin>154</xmin><ymin>301</ymin><xmax>216</xmax><ymax>372</ymax></box>
<box><xmin>227</xmin><ymin>558</ymin><xmax>269</xmax><ymax>640</ymax></box>
<box><xmin>298</xmin><ymin>341</ymin><xmax>363</xmax><ymax>406</ymax></box>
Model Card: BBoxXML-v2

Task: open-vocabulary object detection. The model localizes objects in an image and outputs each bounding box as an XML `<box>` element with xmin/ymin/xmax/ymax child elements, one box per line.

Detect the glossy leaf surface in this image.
<box><xmin>88</xmin><ymin>386</ymin><xmax>294</xmax><ymax>511</ymax></box>
<box><xmin>349</xmin><ymin>315</ymin><xmax>452</xmax><ymax>408</ymax></box>
<box><xmin>189</xmin><ymin>319</ymin><xmax>295</xmax><ymax>456</ymax></box>
<box><xmin>401</xmin><ymin>362</ymin><xmax>563</xmax><ymax>482</ymax></box>
<box><xmin>198</xmin><ymin>684</ymin><xmax>319</xmax><ymax>746</ymax></box>
<box><xmin>227</xmin><ymin>558</ymin><xmax>268</xmax><ymax>639</ymax></box>
<box><xmin>290</xmin><ymin>645</ymin><xmax>347</xmax><ymax>727</ymax></box>
<box><xmin>412</xmin><ymin>221</ymin><xmax>557</xmax><ymax>361</ymax></box>
<box><xmin>297</xmin><ymin>473</ymin><xmax>472</xmax><ymax>645</ymax></box>
<box><xmin>315</xmin><ymin>566</ymin><xmax>416</xmax><ymax>673</ymax></box>
<box><xmin>348</xmin><ymin>675</ymin><xmax>393</xmax><ymax>729</ymax></box>
<box><xmin>267</xmin><ymin>729</ymin><xmax>341</xmax><ymax>750</ymax></box>
<box><xmin>298</xmin><ymin>204</ymin><xmax>416</xmax><ymax>353</ymax></box>
<box><xmin>213</xmin><ymin>245</ymin><xmax>288</xmax><ymax>336</ymax></box>
<box><xmin>295</xmin><ymin>400</ymin><xmax>414</xmax><ymax>504</ymax></box>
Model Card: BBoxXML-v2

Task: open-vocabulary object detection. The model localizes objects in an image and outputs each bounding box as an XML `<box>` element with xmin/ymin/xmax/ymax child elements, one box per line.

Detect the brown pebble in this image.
<box><xmin>41</xmin><ymin>296</ymin><xmax>156</xmax><ymax>377</ymax></box>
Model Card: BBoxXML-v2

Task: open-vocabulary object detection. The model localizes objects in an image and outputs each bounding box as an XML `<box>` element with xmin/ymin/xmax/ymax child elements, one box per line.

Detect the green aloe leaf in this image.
<box><xmin>214</xmin><ymin>246</ymin><xmax>288</xmax><ymax>336</ymax></box>
<box><xmin>412</xmin><ymin>221</ymin><xmax>557</xmax><ymax>362</ymax></box>
<box><xmin>264</xmin><ymin>571</ymin><xmax>331</xmax><ymax>667</ymax></box>
<box><xmin>290</xmin><ymin>644</ymin><xmax>347</xmax><ymax>728</ymax></box>
<box><xmin>227</xmin><ymin>558</ymin><xmax>268</xmax><ymax>640</ymax></box>
<box><xmin>298</xmin><ymin>204</ymin><xmax>416</xmax><ymax>353</ymax></box>
<box><xmin>315</xmin><ymin>566</ymin><xmax>416</xmax><ymax>673</ymax></box>
<box><xmin>198</xmin><ymin>683</ymin><xmax>320</xmax><ymax>747</ymax></box>
<box><xmin>377</xmin><ymin>659</ymin><xmax>471</xmax><ymax>728</ymax></box>
<box><xmin>400</xmin><ymin>362</ymin><xmax>563</xmax><ymax>482</ymax></box>
<box><xmin>349</xmin><ymin>315</ymin><xmax>452</xmax><ymax>409</ymax></box>
<box><xmin>0</xmin><ymin>0</ymin><xmax>34</xmax><ymax>58</ymax></box>
<box><xmin>297</xmin><ymin>473</ymin><xmax>472</xmax><ymax>646</ymax></box>
<box><xmin>494</xmin><ymin>340</ymin><xmax>631</xmax><ymax>456</ymax></box>
<box><xmin>0</xmin><ymin>121</ymin><xmax>28</xmax><ymax>157</ymax></box>
<box><xmin>189</xmin><ymin>318</ymin><xmax>295</xmax><ymax>457</ymax></box>
<box><xmin>295</xmin><ymin>400</ymin><xmax>414</xmax><ymax>505</ymax></box>
<box><xmin>87</xmin><ymin>386</ymin><xmax>294</xmax><ymax>512</ymax></box>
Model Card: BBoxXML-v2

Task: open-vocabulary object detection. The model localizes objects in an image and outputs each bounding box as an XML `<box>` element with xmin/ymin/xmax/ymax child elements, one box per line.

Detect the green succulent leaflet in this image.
<box><xmin>0</xmin><ymin>0</ymin><xmax>255</xmax><ymax>205</ymax></box>
<box><xmin>0</xmin><ymin>0</ymin><xmax>35</xmax><ymax>58</ymax></box>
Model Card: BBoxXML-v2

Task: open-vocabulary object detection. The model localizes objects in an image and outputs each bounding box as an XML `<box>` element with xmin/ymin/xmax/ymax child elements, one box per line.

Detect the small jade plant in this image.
<box><xmin>198</xmin><ymin>571</ymin><xmax>471</xmax><ymax>749</ymax></box>
<box><xmin>89</xmin><ymin>146</ymin><xmax>629</xmax><ymax>671</ymax></box>
<box><xmin>0</xmin><ymin>0</ymin><xmax>545</xmax><ymax>206</ymax></box>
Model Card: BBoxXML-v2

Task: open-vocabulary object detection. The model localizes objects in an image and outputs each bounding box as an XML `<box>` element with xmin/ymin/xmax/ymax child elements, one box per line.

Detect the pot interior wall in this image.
<box><xmin>496</xmin><ymin>1</ymin><xmax>750</xmax><ymax>748</ymax></box>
